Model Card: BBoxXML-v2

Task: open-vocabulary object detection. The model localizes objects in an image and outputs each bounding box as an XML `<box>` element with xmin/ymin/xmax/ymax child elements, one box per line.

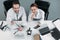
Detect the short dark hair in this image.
<box><xmin>12</xmin><ymin>1</ymin><xmax>20</xmax><ymax>6</ymax></box>
<box><xmin>30</xmin><ymin>3</ymin><xmax>38</xmax><ymax>8</ymax></box>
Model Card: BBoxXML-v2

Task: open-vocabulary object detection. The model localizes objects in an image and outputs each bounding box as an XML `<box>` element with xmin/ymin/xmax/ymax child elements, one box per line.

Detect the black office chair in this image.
<box><xmin>35</xmin><ymin>1</ymin><xmax>50</xmax><ymax>20</ymax></box>
<box><xmin>3</xmin><ymin>0</ymin><xmax>19</xmax><ymax>17</ymax></box>
<box><xmin>3</xmin><ymin>1</ymin><xmax>13</xmax><ymax>17</ymax></box>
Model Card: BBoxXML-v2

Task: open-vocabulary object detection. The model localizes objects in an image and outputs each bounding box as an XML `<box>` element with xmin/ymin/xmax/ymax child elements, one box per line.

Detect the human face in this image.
<box><xmin>13</xmin><ymin>4</ymin><xmax>20</xmax><ymax>13</ymax></box>
<box><xmin>31</xmin><ymin>6</ymin><xmax>38</xmax><ymax>14</ymax></box>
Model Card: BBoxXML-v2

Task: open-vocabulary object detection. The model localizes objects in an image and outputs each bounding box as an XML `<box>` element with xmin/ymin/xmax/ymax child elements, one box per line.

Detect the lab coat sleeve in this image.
<box><xmin>22</xmin><ymin>7</ymin><xmax>27</xmax><ymax>21</ymax></box>
<box><xmin>40</xmin><ymin>10</ymin><xmax>45</xmax><ymax>22</ymax></box>
<box><xmin>6</xmin><ymin>11</ymin><xmax>13</xmax><ymax>21</ymax></box>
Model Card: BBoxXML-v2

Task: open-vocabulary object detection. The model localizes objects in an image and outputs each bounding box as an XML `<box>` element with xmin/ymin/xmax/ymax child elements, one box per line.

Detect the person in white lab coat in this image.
<box><xmin>28</xmin><ymin>3</ymin><xmax>45</xmax><ymax>22</ymax></box>
<box><xmin>6</xmin><ymin>1</ymin><xmax>26</xmax><ymax>21</ymax></box>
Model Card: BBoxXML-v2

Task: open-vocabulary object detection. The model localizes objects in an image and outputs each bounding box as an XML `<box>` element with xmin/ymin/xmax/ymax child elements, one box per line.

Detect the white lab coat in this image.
<box><xmin>28</xmin><ymin>9</ymin><xmax>45</xmax><ymax>22</ymax></box>
<box><xmin>6</xmin><ymin>6</ymin><xmax>26</xmax><ymax>21</ymax></box>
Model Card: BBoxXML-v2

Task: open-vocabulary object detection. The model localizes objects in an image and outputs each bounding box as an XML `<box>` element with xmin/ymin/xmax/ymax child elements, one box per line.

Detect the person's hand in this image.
<box><xmin>17</xmin><ymin>27</ymin><xmax>23</xmax><ymax>31</ymax></box>
<box><xmin>31</xmin><ymin>13</ymin><xmax>35</xmax><ymax>20</ymax></box>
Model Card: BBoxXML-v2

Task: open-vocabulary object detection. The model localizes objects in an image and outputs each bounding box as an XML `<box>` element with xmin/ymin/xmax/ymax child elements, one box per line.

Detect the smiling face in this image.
<box><xmin>30</xmin><ymin>3</ymin><xmax>38</xmax><ymax>14</ymax></box>
<box><xmin>13</xmin><ymin>4</ymin><xmax>20</xmax><ymax>13</ymax></box>
<box><xmin>31</xmin><ymin>6</ymin><xmax>38</xmax><ymax>14</ymax></box>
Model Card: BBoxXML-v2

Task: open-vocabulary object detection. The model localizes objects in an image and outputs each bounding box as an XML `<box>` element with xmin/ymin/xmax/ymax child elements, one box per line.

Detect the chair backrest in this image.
<box><xmin>3</xmin><ymin>1</ymin><xmax>13</xmax><ymax>11</ymax></box>
<box><xmin>35</xmin><ymin>1</ymin><xmax>50</xmax><ymax>20</ymax></box>
<box><xmin>35</xmin><ymin>1</ymin><xmax>50</xmax><ymax>13</ymax></box>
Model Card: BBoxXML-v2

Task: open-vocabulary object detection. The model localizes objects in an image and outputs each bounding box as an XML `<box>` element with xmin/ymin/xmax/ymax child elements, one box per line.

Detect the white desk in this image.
<box><xmin>0</xmin><ymin>21</ymin><xmax>40</xmax><ymax>40</ymax></box>
<box><xmin>0</xmin><ymin>20</ymin><xmax>60</xmax><ymax>40</ymax></box>
<box><xmin>53</xmin><ymin>19</ymin><xmax>60</xmax><ymax>31</ymax></box>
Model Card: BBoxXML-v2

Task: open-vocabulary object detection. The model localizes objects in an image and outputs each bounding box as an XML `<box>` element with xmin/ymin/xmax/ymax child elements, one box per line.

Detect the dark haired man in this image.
<box><xmin>6</xmin><ymin>1</ymin><xmax>26</xmax><ymax>21</ymax></box>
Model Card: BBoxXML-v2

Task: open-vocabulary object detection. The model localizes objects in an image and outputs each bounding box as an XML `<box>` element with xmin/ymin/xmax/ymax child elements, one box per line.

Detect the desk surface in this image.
<box><xmin>0</xmin><ymin>20</ymin><xmax>60</xmax><ymax>40</ymax></box>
